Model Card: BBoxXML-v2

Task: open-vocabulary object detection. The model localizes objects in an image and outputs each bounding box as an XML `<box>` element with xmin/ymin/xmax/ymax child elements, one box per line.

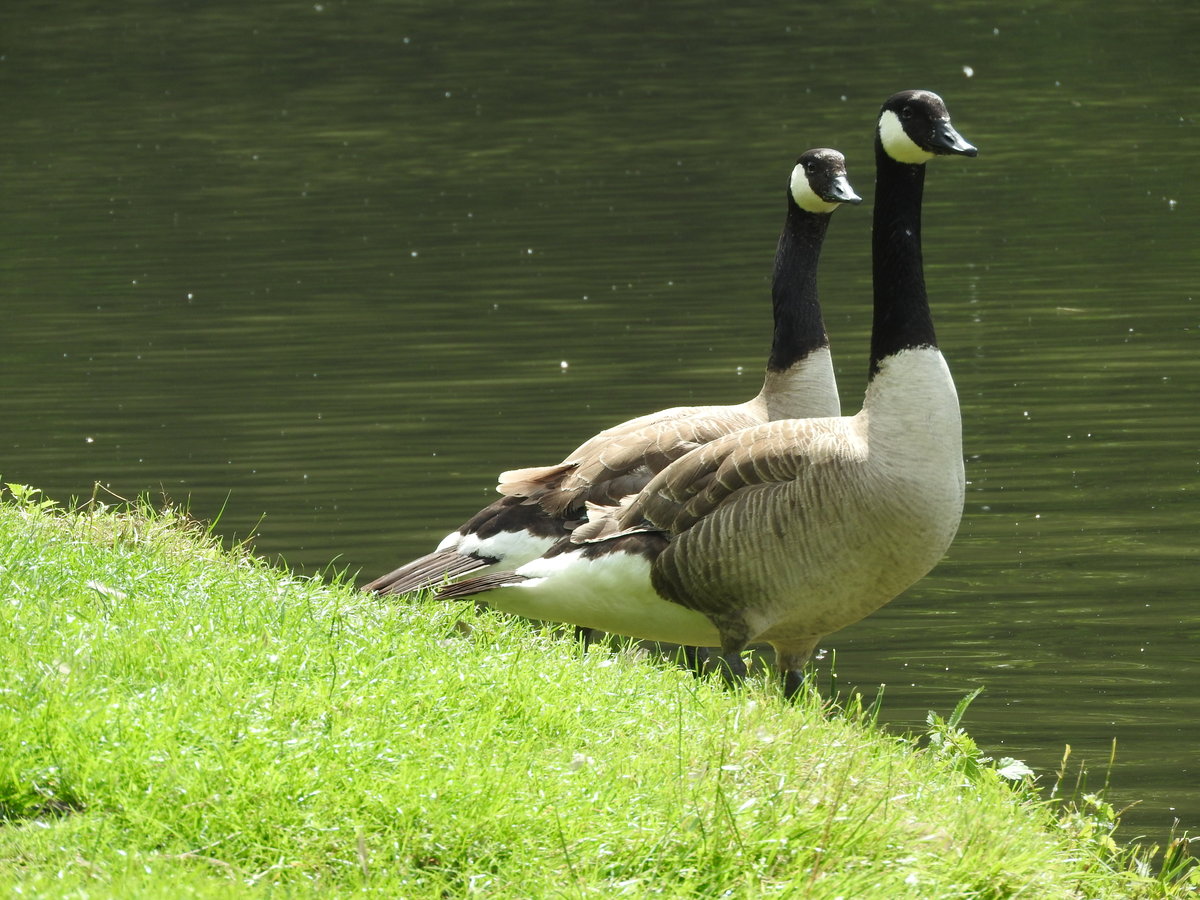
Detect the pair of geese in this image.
<box><xmin>365</xmin><ymin>90</ymin><xmax>978</xmax><ymax>699</ymax></box>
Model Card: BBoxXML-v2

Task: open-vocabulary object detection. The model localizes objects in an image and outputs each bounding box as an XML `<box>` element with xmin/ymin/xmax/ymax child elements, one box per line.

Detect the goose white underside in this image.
<box><xmin>437</xmin><ymin>527</ymin><xmax>557</xmax><ymax>570</ymax></box>
<box><xmin>485</xmin><ymin>549</ymin><xmax>721</xmax><ymax>647</ymax></box>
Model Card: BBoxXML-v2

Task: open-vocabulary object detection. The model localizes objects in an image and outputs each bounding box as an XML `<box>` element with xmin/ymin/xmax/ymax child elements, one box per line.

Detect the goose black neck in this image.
<box><xmin>870</xmin><ymin>138</ymin><xmax>937</xmax><ymax>378</ymax></box>
<box><xmin>767</xmin><ymin>200</ymin><xmax>832</xmax><ymax>373</ymax></box>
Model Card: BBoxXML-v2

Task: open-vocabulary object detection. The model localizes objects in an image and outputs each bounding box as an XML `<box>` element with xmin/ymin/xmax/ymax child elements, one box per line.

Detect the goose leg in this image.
<box><xmin>681</xmin><ymin>645</ymin><xmax>712</xmax><ymax>677</ymax></box>
<box><xmin>711</xmin><ymin>625</ymin><xmax>750</xmax><ymax>690</ymax></box>
<box><xmin>781</xmin><ymin>668</ymin><xmax>807</xmax><ymax>702</ymax></box>
<box><xmin>775</xmin><ymin>641</ymin><xmax>820</xmax><ymax>702</ymax></box>
<box><xmin>716</xmin><ymin>648</ymin><xmax>748</xmax><ymax>688</ymax></box>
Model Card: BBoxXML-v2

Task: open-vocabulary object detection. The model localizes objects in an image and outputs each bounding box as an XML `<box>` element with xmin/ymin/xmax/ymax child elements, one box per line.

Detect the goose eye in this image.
<box><xmin>900</xmin><ymin>106</ymin><xmax>914</xmax><ymax>120</ymax></box>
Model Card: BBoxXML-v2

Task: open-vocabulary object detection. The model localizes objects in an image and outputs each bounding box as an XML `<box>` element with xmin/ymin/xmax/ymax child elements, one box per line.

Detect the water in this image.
<box><xmin>4</xmin><ymin>1</ymin><xmax>1197</xmax><ymax>842</ymax></box>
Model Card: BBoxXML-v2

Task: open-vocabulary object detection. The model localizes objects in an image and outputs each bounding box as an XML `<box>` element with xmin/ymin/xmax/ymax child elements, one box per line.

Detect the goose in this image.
<box><xmin>435</xmin><ymin>90</ymin><xmax>977</xmax><ymax>699</ymax></box>
<box><xmin>362</xmin><ymin>148</ymin><xmax>862</xmax><ymax>596</ymax></box>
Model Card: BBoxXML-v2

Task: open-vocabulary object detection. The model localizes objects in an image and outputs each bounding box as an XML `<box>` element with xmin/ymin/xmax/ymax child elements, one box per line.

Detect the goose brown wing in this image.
<box><xmin>498</xmin><ymin>404</ymin><xmax>764</xmax><ymax>515</ymax></box>
<box><xmin>620</xmin><ymin>417</ymin><xmax>860</xmax><ymax>534</ymax></box>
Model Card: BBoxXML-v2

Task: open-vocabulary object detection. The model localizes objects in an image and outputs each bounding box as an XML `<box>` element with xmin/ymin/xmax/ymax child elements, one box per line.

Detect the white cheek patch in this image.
<box><xmin>790</xmin><ymin>164</ymin><xmax>840</xmax><ymax>213</ymax></box>
<box><xmin>879</xmin><ymin>110</ymin><xmax>934</xmax><ymax>164</ymax></box>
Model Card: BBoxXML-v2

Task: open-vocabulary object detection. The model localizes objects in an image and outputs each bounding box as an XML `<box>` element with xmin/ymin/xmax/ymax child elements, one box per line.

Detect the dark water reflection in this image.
<box><xmin>4</xmin><ymin>1</ymin><xmax>1198</xmax><ymax>842</ymax></box>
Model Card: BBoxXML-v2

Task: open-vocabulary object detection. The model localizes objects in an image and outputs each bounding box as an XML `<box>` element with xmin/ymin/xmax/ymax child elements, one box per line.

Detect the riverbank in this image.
<box><xmin>0</xmin><ymin>484</ymin><xmax>1194</xmax><ymax>898</ymax></box>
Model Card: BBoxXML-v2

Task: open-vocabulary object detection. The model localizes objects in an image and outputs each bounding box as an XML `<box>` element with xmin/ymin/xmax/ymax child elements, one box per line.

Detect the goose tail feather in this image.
<box><xmin>361</xmin><ymin>550</ymin><xmax>494</xmax><ymax>596</ymax></box>
<box><xmin>497</xmin><ymin>462</ymin><xmax>576</xmax><ymax>500</ymax></box>
<box><xmin>435</xmin><ymin>572</ymin><xmax>529</xmax><ymax>601</ymax></box>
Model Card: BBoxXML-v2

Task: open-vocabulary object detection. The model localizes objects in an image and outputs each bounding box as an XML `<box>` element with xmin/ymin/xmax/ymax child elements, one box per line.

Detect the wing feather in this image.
<box><xmin>498</xmin><ymin>403</ymin><xmax>764</xmax><ymax>514</ymax></box>
<box><xmin>620</xmin><ymin>417</ymin><xmax>862</xmax><ymax>534</ymax></box>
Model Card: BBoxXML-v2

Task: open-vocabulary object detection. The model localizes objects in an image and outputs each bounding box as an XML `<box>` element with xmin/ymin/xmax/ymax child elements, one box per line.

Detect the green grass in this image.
<box><xmin>0</xmin><ymin>483</ymin><xmax>1196</xmax><ymax>898</ymax></box>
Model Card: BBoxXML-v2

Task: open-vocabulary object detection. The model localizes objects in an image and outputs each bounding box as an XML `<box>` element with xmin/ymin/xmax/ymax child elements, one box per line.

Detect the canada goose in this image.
<box><xmin>362</xmin><ymin>149</ymin><xmax>862</xmax><ymax>596</ymax></box>
<box><xmin>435</xmin><ymin>90</ymin><xmax>977</xmax><ymax>699</ymax></box>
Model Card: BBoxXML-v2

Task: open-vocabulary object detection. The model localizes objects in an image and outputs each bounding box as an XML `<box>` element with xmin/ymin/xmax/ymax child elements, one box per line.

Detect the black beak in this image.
<box><xmin>929</xmin><ymin>119</ymin><xmax>978</xmax><ymax>157</ymax></box>
<box><xmin>828</xmin><ymin>174</ymin><xmax>864</xmax><ymax>205</ymax></box>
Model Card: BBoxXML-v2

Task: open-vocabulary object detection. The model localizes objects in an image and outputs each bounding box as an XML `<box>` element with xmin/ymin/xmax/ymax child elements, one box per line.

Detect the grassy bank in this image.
<box><xmin>0</xmin><ymin>484</ymin><xmax>1195</xmax><ymax>898</ymax></box>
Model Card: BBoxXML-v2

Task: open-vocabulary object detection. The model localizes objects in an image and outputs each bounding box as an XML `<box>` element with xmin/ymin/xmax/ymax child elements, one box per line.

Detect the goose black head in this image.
<box><xmin>877</xmin><ymin>90</ymin><xmax>977</xmax><ymax>164</ymax></box>
<box><xmin>790</xmin><ymin>148</ymin><xmax>863</xmax><ymax>214</ymax></box>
